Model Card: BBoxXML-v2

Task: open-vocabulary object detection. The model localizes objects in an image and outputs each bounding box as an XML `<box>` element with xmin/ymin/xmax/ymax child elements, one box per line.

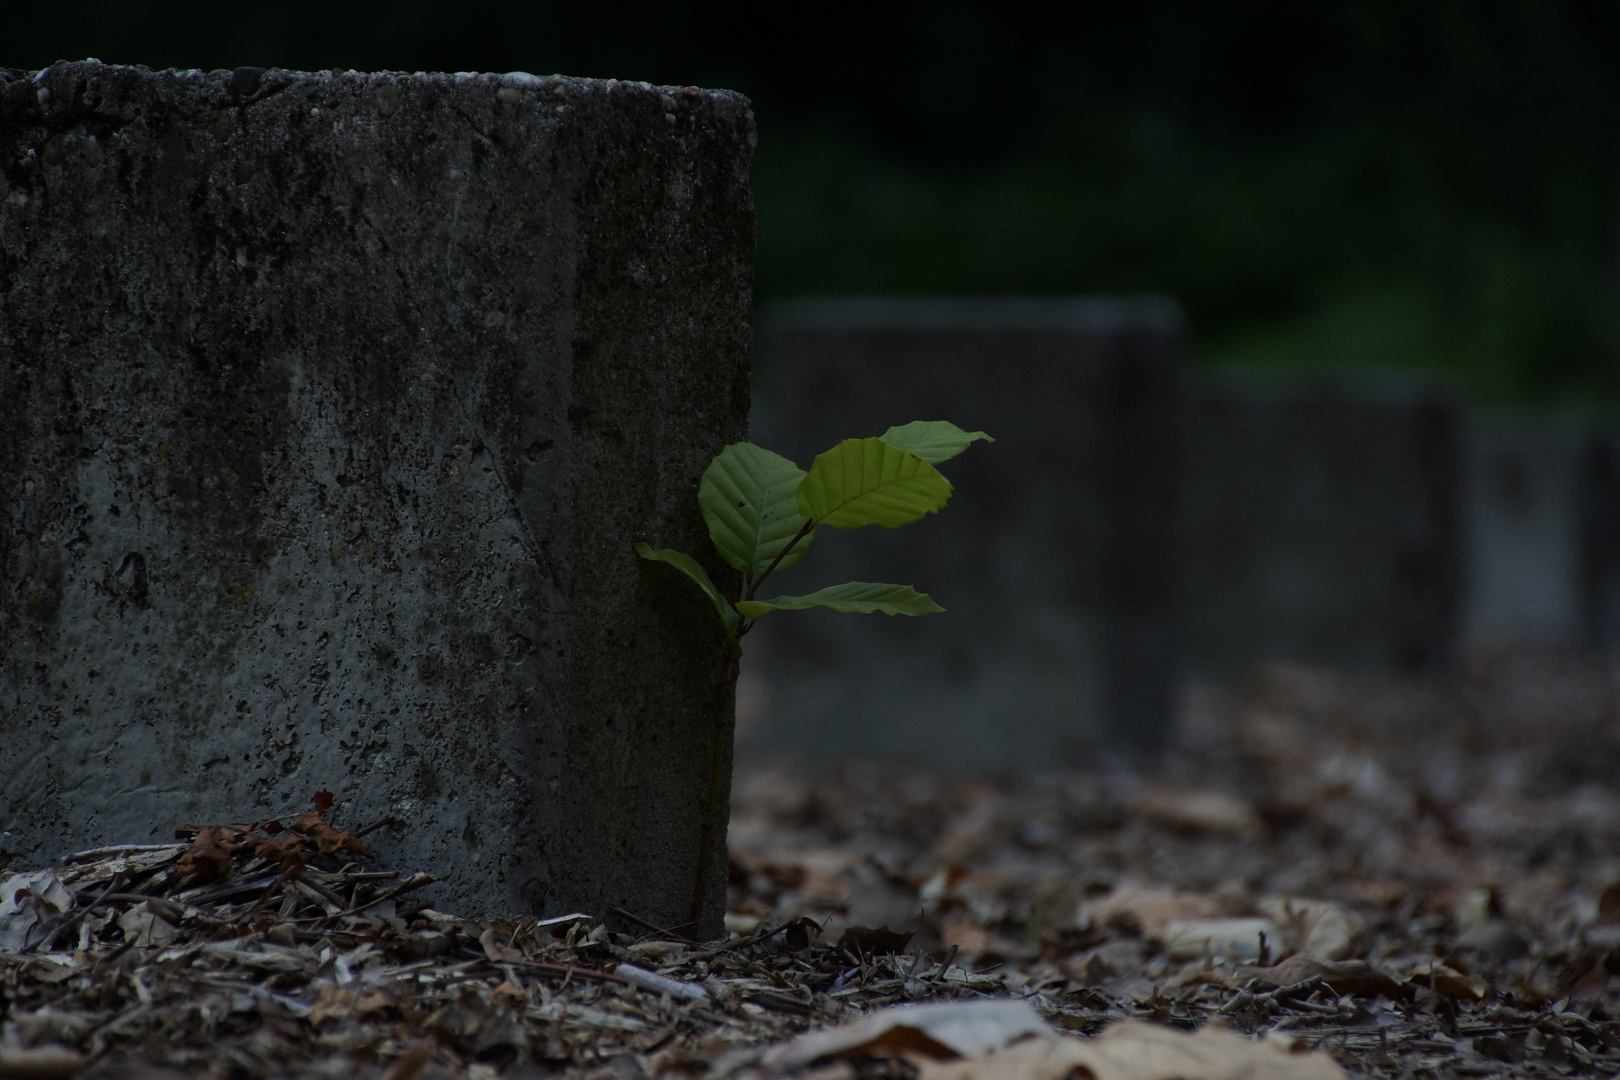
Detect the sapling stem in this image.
<box><xmin>745</xmin><ymin>516</ymin><xmax>816</xmax><ymax>602</ymax></box>
<box><xmin>641</xmin><ymin>425</ymin><xmax>990</xmax><ymax>936</ymax></box>
<box><xmin>689</xmin><ymin>653</ymin><xmax>740</xmax><ymax>932</ymax></box>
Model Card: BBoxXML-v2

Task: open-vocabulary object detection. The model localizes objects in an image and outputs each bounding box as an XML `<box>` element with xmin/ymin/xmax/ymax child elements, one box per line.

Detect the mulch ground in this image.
<box><xmin>5</xmin><ymin>653</ymin><xmax>1620</xmax><ymax>1079</ymax></box>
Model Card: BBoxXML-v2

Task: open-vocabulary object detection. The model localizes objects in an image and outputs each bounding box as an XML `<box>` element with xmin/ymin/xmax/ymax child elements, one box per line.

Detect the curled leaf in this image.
<box><xmin>634</xmin><ymin>542</ymin><xmax>742</xmax><ymax>657</ymax></box>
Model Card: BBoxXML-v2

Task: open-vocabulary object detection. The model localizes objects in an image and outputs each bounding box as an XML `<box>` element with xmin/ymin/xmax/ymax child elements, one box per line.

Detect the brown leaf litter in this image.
<box><xmin>3</xmin><ymin>654</ymin><xmax>1620</xmax><ymax>1078</ymax></box>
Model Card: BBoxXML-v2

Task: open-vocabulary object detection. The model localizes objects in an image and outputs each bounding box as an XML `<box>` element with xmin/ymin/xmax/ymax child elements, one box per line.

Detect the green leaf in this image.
<box><xmin>879</xmin><ymin>421</ymin><xmax>994</xmax><ymax>464</ymax></box>
<box><xmin>797</xmin><ymin>438</ymin><xmax>952</xmax><ymax>530</ymax></box>
<box><xmin>634</xmin><ymin>542</ymin><xmax>741</xmax><ymax>657</ymax></box>
<box><xmin>736</xmin><ymin>582</ymin><xmax>945</xmax><ymax>620</ymax></box>
<box><xmin>698</xmin><ymin>442</ymin><xmax>815</xmax><ymax>575</ymax></box>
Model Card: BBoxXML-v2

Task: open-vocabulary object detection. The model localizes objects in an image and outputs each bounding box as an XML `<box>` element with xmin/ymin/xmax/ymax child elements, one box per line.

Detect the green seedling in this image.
<box><xmin>635</xmin><ymin>419</ymin><xmax>992</xmax><ymax>657</ymax></box>
<box><xmin>635</xmin><ymin>420</ymin><xmax>991</xmax><ymax>935</ymax></box>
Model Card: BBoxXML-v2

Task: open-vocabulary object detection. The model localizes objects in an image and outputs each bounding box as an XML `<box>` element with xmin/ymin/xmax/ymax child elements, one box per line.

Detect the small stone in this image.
<box><xmin>228</xmin><ymin>66</ymin><xmax>264</xmax><ymax>97</ymax></box>
<box><xmin>375</xmin><ymin>82</ymin><xmax>399</xmax><ymax>117</ymax></box>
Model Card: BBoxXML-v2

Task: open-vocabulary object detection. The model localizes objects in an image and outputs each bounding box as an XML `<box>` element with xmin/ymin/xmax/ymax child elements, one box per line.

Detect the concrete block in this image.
<box><xmin>1183</xmin><ymin>378</ymin><xmax>1464</xmax><ymax>676</ymax></box>
<box><xmin>1463</xmin><ymin>422</ymin><xmax>1588</xmax><ymax>652</ymax></box>
<box><xmin>0</xmin><ymin>63</ymin><xmax>754</xmax><ymax>936</ymax></box>
<box><xmin>743</xmin><ymin>298</ymin><xmax>1185</xmax><ymax>767</ymax></box>
<box><xmin>1579</xmin><ymin>433</ymin><xmax>1620</xmax><ymax>652</ymax></box>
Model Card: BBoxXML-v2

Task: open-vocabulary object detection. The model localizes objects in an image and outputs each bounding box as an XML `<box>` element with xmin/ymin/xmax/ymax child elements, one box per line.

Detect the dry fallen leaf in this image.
<box><xmin>1081</xmin><ymin>885</ymin><xmax>1223</xmax><ymax>940</ymax></box>
<box><xmin>1162</xmin><ymin>918</ymin><xmax>1278</xmax><ymax>961</ymax></box>
<box><xmin>0</xmin><ymin>870</ymin><xmax>75</xmax><ymax>954</ymax></box>
<box><xmin>0</xmin><ymin>1042</ymin><xmax>85</xmax><ymax>1080</ymax></box>
<box><xmin>761</xmin><ymin>999</ymin><xmax>1053</xmax><ymax>1073</ymax></box>
<box><xmin>1134</xmin><ymin>788</ymin><xmax>1259</xmax><ymax>835</ymax></box>
<box><xmin>289</xmin><ymin>811</ymin><xmax>369</xmax><ymax>856</ymax></box>
<box><xmin>838</xmin><ymin>925</ymin><xmax>915</xmax><ymax>956</ymax></box>
<box><xmin>174</xmin><ymin>825</ymin><xmax>244</xmax><ymax>883</ymax></box>
<box><xmin>1234</xmin><ymin>956</ymin><xmax>1404</xmax><ymax>999</ymax></box>
<box><xmin>309</xmin><ymin>986</ymin><xmax>399</xmax><ymax>1027</ymax></box>
<box><xmin>377</xmin><ymin>1041</ymin><xmax>434</xmax><ymax>1080</ymax></box>
<box><xmin>479</xmin><ymin>927</ymin><xmax>525</xmax><ymax>963</ymax></box>
<box><xmin>424</xmin><ymin>991</ymin><xmax>529</xmax><ymax>1058</ymax></box>
<box><xmin>914</xmin><ymin>1021</ymin><xmax>1347</xmax><ymax>1080</ymax></box>
<box><xmin>1257</xmin><ymin>898</ymin><xmax>1363</xmax><ymax>961</ymax></box>
<box><xmin>1401</xmin><ymin>961</ymin><xmax>1486</xmax><ymax>1001</ymax></box>
<box><xmin>116</xmin><ymin>901</ymin><xmax>178</xmax><ymax>948</ymax></box>
<box><xmin>249</xmin><ymin>834</ymin><xmax>311</xmax><ymax>880</ymax></box>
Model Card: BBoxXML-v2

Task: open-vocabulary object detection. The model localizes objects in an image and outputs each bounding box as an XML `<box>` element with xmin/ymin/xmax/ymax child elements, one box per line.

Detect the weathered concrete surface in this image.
<box><xmin>1184</xmin><ymin>377</ymin><xmax>1464</xmax><ymax>677</ymax></box>
<box><xmin>744</xmin><ymin>298</ymin><xmax>1185</xmax><ymax>766</ymax></box>
<box><xmin>0</xmin><ymin>62</ymin><xmax>753</xmax><ymax>935</ymax></box>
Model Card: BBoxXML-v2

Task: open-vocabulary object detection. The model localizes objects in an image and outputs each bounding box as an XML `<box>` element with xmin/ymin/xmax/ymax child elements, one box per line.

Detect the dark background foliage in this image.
<box><xmin>6</xmin><ymin>0</ymin><xmax>1620</xmax><ymax>406</ymax></box>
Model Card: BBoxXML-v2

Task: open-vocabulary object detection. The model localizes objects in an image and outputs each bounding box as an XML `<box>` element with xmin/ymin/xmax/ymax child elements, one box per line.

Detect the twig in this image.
<box><xmin>62</xmin><ymin>843</ymin><xmax>185</xmax><ymax>864</ymax></box>
<box><xmin>616</xmin><ymin>962</ymin><xmax>709</xmax><ymax>1001</ymax></box>
<box><xmin>748</xmin><ymin>989</ymin><xmax>816</xmax><ymax>1015</ymax></box>
<box><xmin>742</xmin><ymin>517</ymin><xmax>816</xmax><ymax>610</ymax></box>
<box><xmin>695</xmin><ymin>920</ymin><xmax>793</xmax><ymax>959</ymax></box>
<box><xmin>352</xmin><ymin>816</ymin><xmax>392</xmax><ymax>839</ymax></box>
<box><xmin>33</xmin><ymin>872</ymin><xmax>125</xmax><ymax>952</ymax></box>
<box><xmin>610</xmin><ymin>905</ymin><xmax>695</xmax><ymax>940</ymax></box>
<box><xmin>179</xmin><ymin>874</ymin><xmax>282</xmax><ymax>906</ymax></box>
<box><xmin>334</xmin><ymin>871</ymin><xmax>437</xmax><ymax>918</ymax></box>
<box><xmin>504</xmin><ymin>958</ymin><xmax>634</xmax><ymax>987</ymax></box>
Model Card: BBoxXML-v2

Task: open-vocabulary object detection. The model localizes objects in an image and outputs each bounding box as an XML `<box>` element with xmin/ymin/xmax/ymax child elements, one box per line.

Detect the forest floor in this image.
<box><xmin>4</xmin><ymin>654</ymin><xmax>1620</xmax><ymax>1079</ymax></box>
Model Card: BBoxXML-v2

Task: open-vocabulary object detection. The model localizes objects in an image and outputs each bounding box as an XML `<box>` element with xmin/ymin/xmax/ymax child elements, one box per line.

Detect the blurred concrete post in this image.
<box><xmin>1582</xmin><ymin>432</ymin><xmax>1620</xmax><ymax>651</ymax></box>
<box><xmin>1183</xmin><ymin>377</ymin><xmax>1465</xmax><ymax>677</ymax></box>
<box><xmin>744</xmin><ymin>298</ymin><xmax>1185</xmax><ymax>767</ymax></box>
<box><xmin>1464</xmin><ymin>422</ymin><xmax>1589</xmax><ymax>652</ymax></box>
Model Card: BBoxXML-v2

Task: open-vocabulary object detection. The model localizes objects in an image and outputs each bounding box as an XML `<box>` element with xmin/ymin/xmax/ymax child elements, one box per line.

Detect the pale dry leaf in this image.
<box><xmin>915</xmin><ymin>1021</ymin><xmax>1347</xmax><ymax>1080</ymax></box>
<box><xmin>1080</xmin><ymin>885</ymin><xmax>1223</xmax><ymax>940</ymax></box>
<box><xmin>479</xmin><ymin>927</ymin><xmax>524</xmax><ymax>963</ymax></box>
<box><xmin>1133</xmin><ymin>788</ymin><xmax>1258</xmax><ymax>836</ymax></box>
<box><xmin>1162</xmin><ymin>918</ymin><xmax>1278</xmax><ymax>961</ymax></box>
<box><xmin>1233</xmin><ymin>956</ymin><xmax>1403</xmax><ymax>999</ymax></box>
<box><xmin>1257</xmin><ymin>898</ymin><xmax>1364</xmax><ymax>961</ymax></box>
<box><xmin>1395</xmin><ymin>960</ymin><xmax>1487</xmax><ymax>1001</ymax></box>
<box><xmin>377</xmin><ymin>1041</ymin><xmax>434</xmax><ymax>1080</ymax></box>
<box><xmin>931</xmin><ymin>796</ymin><xmax>1001</xmax><ymax>864</ymax></box>
<box><xmin>0</xmin><ymin>1042</ymin><xmax>85</xmax><ymax>1080</ymax></box>
<box><xmin>761</xmin><ymin>999</ymin><xmax>1052</xmax><ymax>1073</ymax></box>
<box><xmin>0</xmin><ymin>870</ymin><xmax>75</xmax><ymax>954</ymax></box>
<box><xmin>116</xmin><ymin>901</ymin><xmax>178</xmax><ymax>948</ymax></box>
<box><xmin>940</xmin><ymin>923</ymin><xmax>991</xmax><ymax>958</ymax></box>
<box><xmin>733</xmin><ymin>848</ymin><xmax>856</xmax><ymax>907</ymax></box>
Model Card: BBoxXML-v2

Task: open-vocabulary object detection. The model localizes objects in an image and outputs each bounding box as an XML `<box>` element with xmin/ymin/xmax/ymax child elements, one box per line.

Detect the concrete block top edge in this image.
<box><xmin>1468</xmin><ymin>408</ymin><xmax>1620</xmax><ymax>440</ymax></box>
<box><xmin>1194</xmin><ymin>367</ymin><xmax>1465</xmax><ymax>409</ymax></box>
<box><xmin>761</xmin><ymin>296</ymin><xmax>1184</xmax><ymax>333</ymax></box>
<box><xmin>4</xmin><ymin>58</ymin><xmax>752</xmax><ymax>113</ymax></box>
